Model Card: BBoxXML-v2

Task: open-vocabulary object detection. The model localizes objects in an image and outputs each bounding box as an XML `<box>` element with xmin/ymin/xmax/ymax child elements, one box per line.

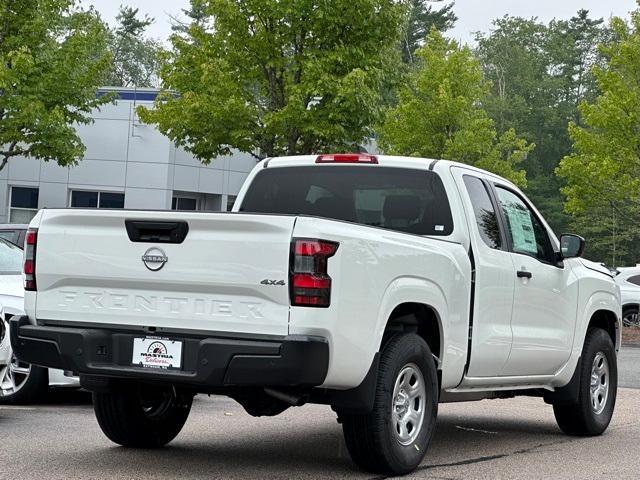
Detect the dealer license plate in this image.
<box><xmin>132</xmin><ymin>337</ymin><xmax>183</xmax><ymax>370</ymax></box>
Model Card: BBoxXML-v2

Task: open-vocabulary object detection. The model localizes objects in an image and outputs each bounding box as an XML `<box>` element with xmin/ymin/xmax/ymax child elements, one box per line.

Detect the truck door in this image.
<box><xmin>451</xmin><ymin>167</ymin><xmax>514</xmax><ymax>377</ymax></box>
<box><xmin>491</xmin><ymin>183</ymin><xmax>577</xmax><ymax>376</ymax></box>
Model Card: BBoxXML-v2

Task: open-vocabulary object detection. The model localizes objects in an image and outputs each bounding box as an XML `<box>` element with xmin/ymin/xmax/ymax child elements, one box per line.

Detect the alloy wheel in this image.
<box><xmin>622</xmin><ymin>310</ymin><xmax>639</xmax><ymax>328</ymax></box>
<box><xmin>0</xmin><ymin>352</ymin><xmax>31</xmax><ymax>397</ymax></box>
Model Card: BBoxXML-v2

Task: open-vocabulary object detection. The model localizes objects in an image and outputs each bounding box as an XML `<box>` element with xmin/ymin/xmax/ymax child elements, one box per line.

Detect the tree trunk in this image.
<box><xmin>0</xmin><ymin>141</ymin><xmax>21</xmax><ymax>172</ymax></box>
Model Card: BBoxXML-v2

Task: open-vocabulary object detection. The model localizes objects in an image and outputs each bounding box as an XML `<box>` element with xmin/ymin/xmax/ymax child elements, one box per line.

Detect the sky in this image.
<box><xmin>84</xmin><ymin>0</ymin><xmax>638</xmax><ymax>45</ymax></box>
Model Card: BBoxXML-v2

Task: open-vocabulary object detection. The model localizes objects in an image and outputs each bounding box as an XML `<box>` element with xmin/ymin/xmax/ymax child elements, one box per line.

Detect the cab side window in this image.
<box><xmin>495</xmin><ymin>186</ymin><xmax>555</xmax><ymax>263</ymax></box>
<box><xmin>463</xmin><ymin>175</ymin><xmax>502</xmax><ymax>249</ymax></box>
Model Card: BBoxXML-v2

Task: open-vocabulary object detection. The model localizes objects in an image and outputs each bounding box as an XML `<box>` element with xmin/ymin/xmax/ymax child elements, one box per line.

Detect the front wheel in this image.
<box><xmin>93</xmin><ymin>384</ymin><xmax>193</xmax><ymax>448</ymax></box>
<box><xmin>553</xmin><ymin>328</ymin><xmax>617</xmax><ymax>436</ymax></box>
<box><xmin>341</xmin><ymin>333</ymin><xmax>438</xmax><ymax>475</ymax></box>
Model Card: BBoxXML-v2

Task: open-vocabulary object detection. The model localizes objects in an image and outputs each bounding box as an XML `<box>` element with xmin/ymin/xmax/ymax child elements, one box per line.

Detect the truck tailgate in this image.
<box><xmin>33</xmin><ymin>210</ymin><xmax>295</xmax><ymax>336</ymax></box>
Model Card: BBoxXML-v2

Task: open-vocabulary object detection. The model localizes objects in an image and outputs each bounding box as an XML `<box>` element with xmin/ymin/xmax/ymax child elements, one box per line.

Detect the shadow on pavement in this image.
<box><xmin>33</xmin><ymin>410</ymin><xmax>566</xmax><ymax>479</ymax></box>
<box><xmin>66</xmin><ymin>424</ymin><xmax>359</xmax><ymax>478</ymax></box>
<box><xmin>38</xmin><ymin>388</ymin><xmax>92</xmax><ymax>406</ymax></box>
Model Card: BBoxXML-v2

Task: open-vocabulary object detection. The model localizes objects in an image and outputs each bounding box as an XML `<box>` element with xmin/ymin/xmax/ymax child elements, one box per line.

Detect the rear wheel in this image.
<box><xmin>341</xmin><ymin>333</ymin><xmax>438</xmax><ymax>475</ymax></box>
<box><xmin>93</xmin><ymin>384</ymin><xmax>193</xmax><ymax>448</ymax></box>
<box><xmin>553</xmin><ymin>328</ymin><xmax>617</xmax><ymax>436</ymax></box>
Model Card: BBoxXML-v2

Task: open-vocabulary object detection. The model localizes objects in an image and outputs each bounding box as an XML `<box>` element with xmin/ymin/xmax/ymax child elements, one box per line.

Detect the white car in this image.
<box><xmin>614</xmin><ymin>266</ymin><xmax>640</xmax><ymax>327</ymax></box>
<box><xmin>0</xmin><ymin>237</ymin><xmax>78</xmax><ymax>403</ymax></box>
<box><xmin>0</xmin><ymin>223</ymin><xmax>28</xmax><ymax>247</ymax></box>
<box><xmin>11</xmin><ymin>154</ymin><xmax>620</xmax><ymax>475</ymax></box>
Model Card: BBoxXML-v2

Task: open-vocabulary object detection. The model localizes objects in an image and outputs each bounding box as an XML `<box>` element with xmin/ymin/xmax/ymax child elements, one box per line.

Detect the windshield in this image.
<box><xmin>0</xmin><ymin>238</ymin><xmax>23</xmax><ymax>275</ymax></box>
<box><xmin>240</xmin><ymin>166</ymin><xmax>454</xmax><ymax>236</ymax></box>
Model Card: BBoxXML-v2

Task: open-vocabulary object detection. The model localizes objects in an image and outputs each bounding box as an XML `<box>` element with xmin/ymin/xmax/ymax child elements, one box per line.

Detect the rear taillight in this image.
<box><xmin>290</xmin><ymin>238</ymin><xmax>339</xmax><ymax>307</ymax></box>
<box><xmin>24</xmin><ymin>229</ymin><xmax>37</xmax><ymax>291</ymax></box>
<box><xmin>315</xmin><ymin>153</ymin><xmax>378</xmax><ymax>164</ymax></box>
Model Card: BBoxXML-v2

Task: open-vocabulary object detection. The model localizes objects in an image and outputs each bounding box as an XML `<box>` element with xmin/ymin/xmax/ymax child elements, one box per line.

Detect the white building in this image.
<box><xmin>0</xmin><ymin>87</ymin><xmax>258</xmax><ymax>224</ymax></box>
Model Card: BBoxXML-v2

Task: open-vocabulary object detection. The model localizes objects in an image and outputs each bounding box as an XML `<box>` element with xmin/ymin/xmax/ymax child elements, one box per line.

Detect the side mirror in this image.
<box><xmin>560</xmin><ymin>234</ymin><xmax>585</xmax><ymax>259</ymax></box>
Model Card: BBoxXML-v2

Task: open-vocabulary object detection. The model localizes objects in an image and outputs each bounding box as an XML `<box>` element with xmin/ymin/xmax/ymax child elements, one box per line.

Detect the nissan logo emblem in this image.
<box><xmin>142</xmin><ymin>247</ymin><xmax>168</xmax><ymax>271</ymax></box>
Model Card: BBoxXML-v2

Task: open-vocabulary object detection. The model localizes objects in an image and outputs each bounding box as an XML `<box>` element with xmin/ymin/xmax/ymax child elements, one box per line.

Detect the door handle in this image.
<box><xmin>517</xmin><ymin>270</ymin><xmax>532</xmax><ymax>279</ymax></box>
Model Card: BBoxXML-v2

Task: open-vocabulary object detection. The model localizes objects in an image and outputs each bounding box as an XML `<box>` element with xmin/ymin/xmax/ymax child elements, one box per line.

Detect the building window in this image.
<box><xmin>9</xmin><ymin>186</ymin><xmax>39</xmax><ymax>224</ymax></box>
<box><xmin>226</xmin><ymin>195</ymin><xmax>237</xmax><ymax>212</ymax></box>
<box><xmin>172</xmin><ymin>196</ymin><xmax>198</xmax><ymax>211</ymax></box>
<box><xmin>99</xmin><ymin>192</ymin><xmax>126</xmax><ymax>208</ymax></box>
<box><xmin>70</xmin><ymin>190</ymin><xmax>125</xmax><ymax>209</ymax></box>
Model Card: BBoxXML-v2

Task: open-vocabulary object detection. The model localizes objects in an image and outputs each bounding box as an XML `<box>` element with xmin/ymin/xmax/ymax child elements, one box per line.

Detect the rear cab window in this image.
<box><xmin>240</xmin><ymin>166</ymin><xmax>454</xmax><ymax>236</ymax></box>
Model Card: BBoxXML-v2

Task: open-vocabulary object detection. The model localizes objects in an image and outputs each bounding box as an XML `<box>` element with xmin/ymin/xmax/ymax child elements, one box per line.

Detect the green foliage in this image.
<box><xmin>477</xmin><ymin>12</ymin><xmax>608</xmax><ymax>172</ymax></box>
<box><xmin>401</xmin><ymin>1</ymin><xmax>457</xmax><ymax>63</ymax></box>
<box><xmin>105</xmin><ymin>6</ymin><xmax>163</xmax><ymax>87</ymax></box>
<box><xmin>379</xmin><ymin>30</ymin><xmax>532</xmax><ymax>187</ymax></box>
<box><xmin>170</xmin><ymin>1</ymin><xmax>209</xmax><ymax>33</ymax></box>
<box><xmin>525</xmin><ymin>175</ymin><xmax>567</xmax><ymax>237</ymax></box>
<box><xmin>139</xmin><ymin>0</ymin><xmax>405</xmax><ymax>162</ymax></box>
<box><xmin>557</xmin><ymin>10</ymin><xmax>640</xmax><ymax>265</ymax></box>
<box><xmin>568</xmin><ymin>204</ymin><xmax>636</xmax><ymax>266</ymax></box>
<box><xmin>0</xmin><ymin>0</ymin><xmax>112</xmax><ymax>171</ymax></box>
<box><xmin>475</xmin><ymin>11</ymin><xmax>610</xmax><ymax>234</ymax></box>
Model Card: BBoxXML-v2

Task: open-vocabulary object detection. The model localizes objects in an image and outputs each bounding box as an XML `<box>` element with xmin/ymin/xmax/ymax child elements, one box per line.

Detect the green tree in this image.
<box><xmin>557</xmin><ymin>10</ymin><xmax>640</xmax><ymax>265</ymax></box>
<box><xmin>475</xmin><ymin>17</ymin><xmax>549</xmax><ymax>152</ymax></box>
<box><xmin>0</xmin><ymin>0</ymin><xmax>112</xmax><ymax>171</ymax></box>
<box><xmin>139</xmin><ymin>0</ymin><xmax>404</xmax><ymax>162</ymax></box>
<box><xmin>379</xmin><ymin>30</ymin><xmax>532</xmax><ymax>187</ymax></box>
<box><xmin>548</xmin><ymin>10</ymin><xmax>609</xmax><ymax>117</ymax></box>
<box><xmin>475</xmin><ymin>12</ymin><xmax>609</xmax><ymax>234</ymax></box>
<box><xmin>401</xmin><ymin>1</ymin><xmax>457</xmax><ymax>63</ymax></box>
<box><xmin>170</xmin><ymin>1</ymin><xmax>208</xmax><ymax>34</ymax></box>
<box><xmin>105</xmin><ymin>6</ymin><xmax>163</xmax><ymax>87</ymax></box>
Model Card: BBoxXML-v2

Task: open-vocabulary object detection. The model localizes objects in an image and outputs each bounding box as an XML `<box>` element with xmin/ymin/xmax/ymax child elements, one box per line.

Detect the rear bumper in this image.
<box><xmin>10</xmin><ymin>316</ymin><xmax>329</xmax><ymax>390</ymax></box>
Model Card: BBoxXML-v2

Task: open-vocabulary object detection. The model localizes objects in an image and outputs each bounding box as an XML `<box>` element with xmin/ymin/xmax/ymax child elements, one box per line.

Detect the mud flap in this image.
<box><xmin>543</xmin><ymin>356</ymin><xmax>582</xmax><ymax>405</ymax></box>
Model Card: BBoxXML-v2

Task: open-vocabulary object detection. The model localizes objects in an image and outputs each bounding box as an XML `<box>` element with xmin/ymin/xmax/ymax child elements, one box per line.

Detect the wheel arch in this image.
<box><xmin>574</xmin><ymin>287</ymin><xmax>621</xmax><ymax>357</ymax></box>
<box><xmin>331</xmin><ymin>282</ymin><xmax>448</xmax><ymax>415</ymax></box>
<box><xmin>375</xmin><ymin>276</ymin><xmax>449</xmax><ymax>360</ymax></box>
<box><xmin>374</xmin><ymin>275</ymin><xmax>468</xmax><ymax>390</ymax></box>
<box><xmin>588</xmin><ymin>309</ymin><xmax>619</xmax><ymax>349</ymax></box>
<box><xmin>382</xmin><ymin>302</ymin><xmax>443</xmax><ymax>366</ymax></box>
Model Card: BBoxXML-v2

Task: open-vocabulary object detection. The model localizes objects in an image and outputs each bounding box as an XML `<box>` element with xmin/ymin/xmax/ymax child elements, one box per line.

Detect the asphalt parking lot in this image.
<box><xmin>1</xmin><ymin>348</ymin><xmax>639</xmax><ymax>480</ymax></box>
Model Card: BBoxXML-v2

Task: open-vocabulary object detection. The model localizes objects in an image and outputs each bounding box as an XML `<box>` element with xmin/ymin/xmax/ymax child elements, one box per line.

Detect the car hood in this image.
<box><xmin>579</xmin><ymin>259</ymin><xmax>614</xmax><ymax>278</ymax></box>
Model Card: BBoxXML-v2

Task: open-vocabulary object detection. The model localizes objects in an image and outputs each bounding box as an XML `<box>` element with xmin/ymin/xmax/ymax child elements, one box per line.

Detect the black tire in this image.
<box><xmin>93</xmin><ymin>384</ymin><xmax>193</xmax><ymax>448</ymax></box>
<box><xmin>622</xmin><ymin>306</ymin><xmax>639</xmax><ymax>328</ymax></box>
<box><xmin>341</xmin><ymin>334</ymin><xmax>438</xmax><ymax>475</ymax></box>
<box><xmin>553</xmin><ymin>328</ymin><xmax>617</xmax><ymax>436</ymax></box>
<box><xmin>0</xmin><ymin>363</ymin><xmax>48</xmax><ymax>405</ymax></box>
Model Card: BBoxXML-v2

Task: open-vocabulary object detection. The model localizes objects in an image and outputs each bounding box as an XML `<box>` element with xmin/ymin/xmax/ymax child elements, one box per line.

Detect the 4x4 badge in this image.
<box><xmin>260</xmin><ymin>279</ymin><xmax>285</xmax><ymax>286</ymax></box>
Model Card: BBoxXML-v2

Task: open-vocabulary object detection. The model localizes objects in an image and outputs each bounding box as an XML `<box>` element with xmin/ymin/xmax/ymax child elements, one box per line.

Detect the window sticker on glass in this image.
<box><xmin>502</xmin><ymin>202</ymin><xmax>537</xmax><ymax>255</ymax></box>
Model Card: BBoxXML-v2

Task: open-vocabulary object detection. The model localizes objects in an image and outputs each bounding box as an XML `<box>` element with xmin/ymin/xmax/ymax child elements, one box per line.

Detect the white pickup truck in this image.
<box><xmin>11</xmin><ymin>153</ymin><xmax>620</xmax><ymax>475</ymax></box>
